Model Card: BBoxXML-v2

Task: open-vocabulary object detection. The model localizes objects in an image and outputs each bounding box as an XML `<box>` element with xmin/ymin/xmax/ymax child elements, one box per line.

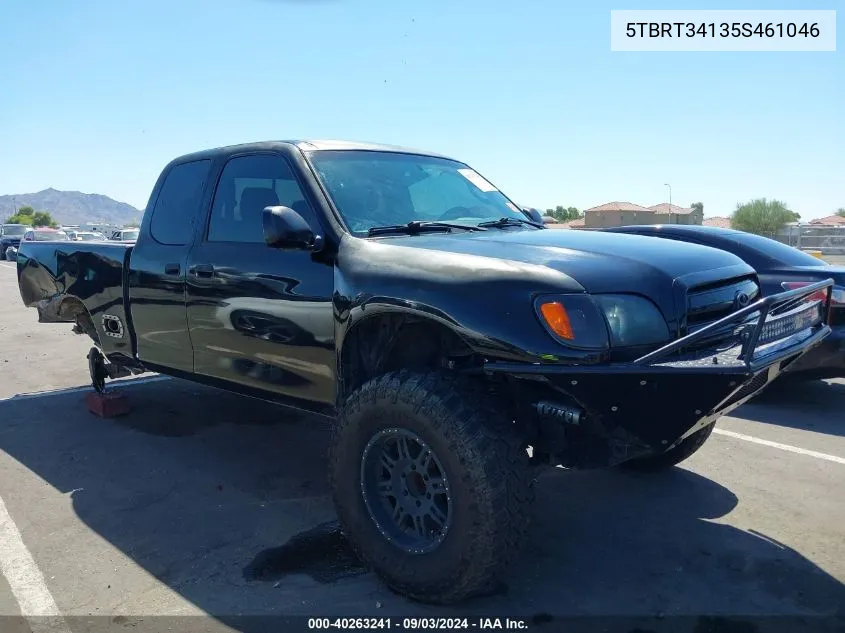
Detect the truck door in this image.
<box><xmin>128</xmin><ymin>158</ymin><xmax>212</xmax><ymax>373</ymax></box>
<box><xmin>185</xmin><ymin>152</ymin><xmax>336</xmax><ymax>408</ymax></box>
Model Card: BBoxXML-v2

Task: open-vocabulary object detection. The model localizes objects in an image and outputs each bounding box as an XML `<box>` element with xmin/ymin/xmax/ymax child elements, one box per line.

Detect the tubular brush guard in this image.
<box><xmin>485</xmin><ymin>279</ymin><xmax>834</xmax><ymax>460</ymax></box>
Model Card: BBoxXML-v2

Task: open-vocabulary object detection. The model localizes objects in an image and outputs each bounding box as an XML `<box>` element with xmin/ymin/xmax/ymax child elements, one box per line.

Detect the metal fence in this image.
<box><xmin>773</xmin><ymin>225</ymin><xmax>845</xmax><ymax>256</ymax></box>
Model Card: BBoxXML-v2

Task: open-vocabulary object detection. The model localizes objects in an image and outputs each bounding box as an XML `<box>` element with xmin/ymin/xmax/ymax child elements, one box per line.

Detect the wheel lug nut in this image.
<box><xmin>403</xmin><ymin>491</ymin><xmax>408</xmax><ymax>496</ymax></box>
<box><xmin>427</xmin><ymin>493</ymin><xmax>431</xmax><ymax>499</ymax></box>
<box><xmin>416</xmin><ymin>500</ymin><xmax>421</xmax><ymax>507</ymax></box>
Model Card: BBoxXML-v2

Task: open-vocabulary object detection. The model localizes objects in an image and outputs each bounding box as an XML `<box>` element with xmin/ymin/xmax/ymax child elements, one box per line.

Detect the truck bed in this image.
<box><xmin>17</xmin><ymin>241</ymin><xmax>134</xmax><ymax>361</ymax></box>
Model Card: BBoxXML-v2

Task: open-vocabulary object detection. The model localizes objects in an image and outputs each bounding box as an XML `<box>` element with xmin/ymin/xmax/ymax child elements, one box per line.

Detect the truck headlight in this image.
<box><xmin>535</xmin><ymin>294</ymin><xmax>670</xmax><ymax>350</ymax></box>
<box><xmin>534</xmin><ymin>294</ymin><xmax>610</xmax><ymax>350</ymax></box>
<box><xmin>593</xmin><ymin>294</ymin><xmax>670</xmax><ymax>347</ymax></box>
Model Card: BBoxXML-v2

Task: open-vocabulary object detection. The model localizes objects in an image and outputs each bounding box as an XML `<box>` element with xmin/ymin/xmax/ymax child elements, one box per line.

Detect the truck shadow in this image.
<box><xmin>735</xmin><ymin>378</ymin><xmax>845</xmax><ymax>438</ymax></box>
<box><xmin>0</xmin><ymin>378</ymin><xmax>843</xmax><ymax>630</ymax></box>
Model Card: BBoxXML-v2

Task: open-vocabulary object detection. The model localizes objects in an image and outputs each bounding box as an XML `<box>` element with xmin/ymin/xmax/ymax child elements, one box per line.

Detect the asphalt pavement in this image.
<box><xmin>0</xmin><ymin>259</ymin><xmax>843</xmax><ymax>633</ymax></box>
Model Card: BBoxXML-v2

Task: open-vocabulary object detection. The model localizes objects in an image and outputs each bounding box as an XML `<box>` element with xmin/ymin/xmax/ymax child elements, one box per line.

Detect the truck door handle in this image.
<box><xmin>164</xmin><ymin>263</ymin><xmax>180</xmax><ymax>275</ymax></box>
<box><xmin>190</xmin><ymin>264</ymin><xmax>215</xmax><ymax>278</ymax></box>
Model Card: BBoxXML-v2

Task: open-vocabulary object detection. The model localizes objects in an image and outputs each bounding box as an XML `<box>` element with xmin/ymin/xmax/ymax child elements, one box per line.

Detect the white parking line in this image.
<box><xmin>713</xmin><ymin>428</ymin><xmax>845</xmax><ymax>465</ymax></box>
<box><xmin>0</xmin><ymin>495</ymin><xmax>71</xmax><ymax>632</ymax></box>
<box><xmin>0</xmin><ymin>375</ymin><xmax>170</xmax><ymax>403</ymax></box>
<box><xmin>0</xmin><ymin>374</ymin><xmax>169</xmax><ymax>627</ymax></box>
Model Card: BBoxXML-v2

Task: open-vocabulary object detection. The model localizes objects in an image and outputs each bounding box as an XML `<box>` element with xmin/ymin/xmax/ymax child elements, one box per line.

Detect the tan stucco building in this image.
<box><xmin>581</xmin><ymin>202</ymin><xmax>700</xmax><ymax>228</ymax></box>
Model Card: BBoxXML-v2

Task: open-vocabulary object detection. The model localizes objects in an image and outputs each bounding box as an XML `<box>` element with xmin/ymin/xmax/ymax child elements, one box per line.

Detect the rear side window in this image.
<box><xmin>149</xmin><ymin>159</ymin><xmax>211</xmax><ymax>246</ymax></box>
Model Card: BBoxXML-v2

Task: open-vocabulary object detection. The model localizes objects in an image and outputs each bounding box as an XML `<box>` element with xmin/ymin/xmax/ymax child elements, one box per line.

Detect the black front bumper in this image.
<box><xmin>485</xmin><ymin>279</ymin><xmax>834</xmax><ymax>464</ymax></box>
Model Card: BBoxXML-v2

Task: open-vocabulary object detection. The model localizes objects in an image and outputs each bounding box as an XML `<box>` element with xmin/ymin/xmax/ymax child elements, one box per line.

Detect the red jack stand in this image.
<box><xmin>84</xmin><ymin>389</ymin><xmax>131</xmax><ymax>418</ymax></box>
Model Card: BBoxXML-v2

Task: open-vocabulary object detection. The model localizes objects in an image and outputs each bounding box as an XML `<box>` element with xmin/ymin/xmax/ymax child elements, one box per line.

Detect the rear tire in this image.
<box><xmin>619</xmin><ymin>423</ymin><xmax>715</xmax><ymax>472</ymax></box>
<box><xmin>328</xmin><ymin>371</ymin><xmax>534</xmax><ymax>604</ymax></box>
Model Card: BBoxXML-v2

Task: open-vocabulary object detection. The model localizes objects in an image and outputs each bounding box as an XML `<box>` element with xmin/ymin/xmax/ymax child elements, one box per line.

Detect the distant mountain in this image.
<box><xmin>0</xmin><ymin>188</ymin><xmax>143</xmax><ymax>227</ymax></box>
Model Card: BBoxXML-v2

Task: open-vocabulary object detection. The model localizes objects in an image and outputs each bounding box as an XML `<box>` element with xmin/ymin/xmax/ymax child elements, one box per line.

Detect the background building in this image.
<box><xmin>578</xmin><ymin>201</ymin><xmax>700</xmax><ymax>228</ymax></box>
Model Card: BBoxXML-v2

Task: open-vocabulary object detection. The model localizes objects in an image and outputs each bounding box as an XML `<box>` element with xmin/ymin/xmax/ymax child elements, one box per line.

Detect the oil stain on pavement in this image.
<box><xmin>243</xmin><ymin>520</ymin><xmax>369</xmax><ymax>584</ymax></box>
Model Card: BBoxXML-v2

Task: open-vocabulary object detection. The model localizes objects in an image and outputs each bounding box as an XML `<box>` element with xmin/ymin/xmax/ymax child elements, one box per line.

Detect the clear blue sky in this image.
<box><xmin>0</xmin><ymin>0</ymin><xmax>842</xmax><ymax>219</ymax></box>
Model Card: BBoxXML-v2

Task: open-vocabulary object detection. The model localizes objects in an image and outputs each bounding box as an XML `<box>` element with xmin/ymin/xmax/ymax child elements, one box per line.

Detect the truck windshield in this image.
<box><xmin>308</xmin><ymin>150</ymin><xmax>530</xmax><ymax>235</ymax></box>
<box><xmin>2</xmin><ymin>225</ymin><xmax>27</xmax><ymax>236</ymax></box>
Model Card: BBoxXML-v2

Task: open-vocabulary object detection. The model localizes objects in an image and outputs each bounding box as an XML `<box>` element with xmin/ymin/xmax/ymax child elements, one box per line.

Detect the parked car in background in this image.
<box><xmin>109</xmin><ymin>228</ymin><xmax>139</xmax><ymax>242</ymax></box>
<box><xmin>73</xmin><ymin>231</ymin><xmax>107</xmax><ymax>242</ymax></box>
<box><xmin>0</xmin><ymin>223</ymin><xmax>28</xmax><ymax>260</ymax></box>
<box><xmin>21</xmin><ymin>227</ymin><xmax>71</xmax><ymax>243</ymax></box>
<box><xmin>600</xmin><ymin>224</ymin><xmax>845</xmax><ymax>380</ymax></box>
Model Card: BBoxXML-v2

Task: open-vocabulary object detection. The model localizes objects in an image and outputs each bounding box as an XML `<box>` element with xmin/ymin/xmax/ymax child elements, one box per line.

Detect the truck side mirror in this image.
<box><xmin>522</xmin><ymin>207</ymin><xmax>544</xmax><ymax>224</ymax></box>
<box><xmin>262</xmin><ymin>206</ymin><xmax>320</xmax><ymax>250</ymax></box>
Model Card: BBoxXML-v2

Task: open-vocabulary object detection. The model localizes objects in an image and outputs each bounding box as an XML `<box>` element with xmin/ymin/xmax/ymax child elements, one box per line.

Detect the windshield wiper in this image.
<box><xmin>367</xmin><ymin>221</ymin><xmax>486</xmax><ymax>237</ymax></box>
<box><xmin>477</xmin><ymin>217</ymin><xmax>545</xmax><ymax>229</ymax></box>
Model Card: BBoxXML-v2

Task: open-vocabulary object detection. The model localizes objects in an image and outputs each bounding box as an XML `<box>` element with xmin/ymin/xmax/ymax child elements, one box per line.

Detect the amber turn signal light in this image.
<box><xmin>539</xmin><ymin>301</ymin><xmax>575</xmax><ymax>340</ymax></box>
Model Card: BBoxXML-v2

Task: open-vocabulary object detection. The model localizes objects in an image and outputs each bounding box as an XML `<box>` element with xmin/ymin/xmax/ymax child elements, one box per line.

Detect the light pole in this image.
<box><xmin>664</xmin><ymin>183</ymin><xmax>672</xmax><ymax>223</ymax></box>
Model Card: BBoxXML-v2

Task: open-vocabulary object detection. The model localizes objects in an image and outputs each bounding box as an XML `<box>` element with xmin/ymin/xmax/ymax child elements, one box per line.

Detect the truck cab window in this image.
<box><xmin>149</xmin><ymin>159</ymin><xmax>211</xmax><ymax>246</ymax></box>
<box><xmin>207</xmin><ymin>154</ymin><xmax>316</xmax><ymax>243</ymax></box>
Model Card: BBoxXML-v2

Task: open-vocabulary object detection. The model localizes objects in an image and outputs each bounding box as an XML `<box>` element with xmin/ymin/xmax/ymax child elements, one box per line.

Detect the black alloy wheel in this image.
<box><xmin>360</xmin><ymin>428</ymin><xmax>452</xmax><ymax>554</ymax></box>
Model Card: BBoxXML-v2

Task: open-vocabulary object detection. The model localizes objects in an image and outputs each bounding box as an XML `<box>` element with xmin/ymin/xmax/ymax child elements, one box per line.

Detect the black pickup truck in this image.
<box><xmin>16</xmin><ymin>140</ymin><xmax>833</xmax><ymax>604</ymax></box>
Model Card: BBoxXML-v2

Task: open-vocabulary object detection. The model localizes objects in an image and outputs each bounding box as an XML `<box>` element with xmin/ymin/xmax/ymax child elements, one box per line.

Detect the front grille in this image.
<box><xmin>686</xmin><ymin>276</ymin><xmax>761</xmax><ymax>333</ymax></box>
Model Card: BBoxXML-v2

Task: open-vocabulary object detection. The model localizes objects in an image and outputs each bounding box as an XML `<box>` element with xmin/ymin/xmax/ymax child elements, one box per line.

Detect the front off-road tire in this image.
<box><xmin>619</xmin><ymin>423</ymin><xmax>715</xmax><ymax>472</ymax></box>
<box><xmin>328</xmin><ymin>371</ymin><xmax>534</xmax><ymax>604</ymax></box>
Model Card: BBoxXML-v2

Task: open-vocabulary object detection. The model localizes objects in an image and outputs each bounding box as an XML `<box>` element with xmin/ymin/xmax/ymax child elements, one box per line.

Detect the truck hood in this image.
<box><xmin>375</xmin><ymin>228</ymin><xmax>753</xmax><ymax>294</ymax></box>
<box><xmin>337</xmin><ymin>228</ymin><xmax>756</xmax><ymax>362</ymax></box>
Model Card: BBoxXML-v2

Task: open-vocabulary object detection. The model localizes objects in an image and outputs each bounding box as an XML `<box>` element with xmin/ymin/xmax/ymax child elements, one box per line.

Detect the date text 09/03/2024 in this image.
<box><xmin>308</xmin><ymin>618</ymin><xmax>529</xmax><ymax>630</ymax></box>
<box><xmin>626</xmin><ymin>22</ymin><xmax>821</xmax><ymax>38</ymax></box>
